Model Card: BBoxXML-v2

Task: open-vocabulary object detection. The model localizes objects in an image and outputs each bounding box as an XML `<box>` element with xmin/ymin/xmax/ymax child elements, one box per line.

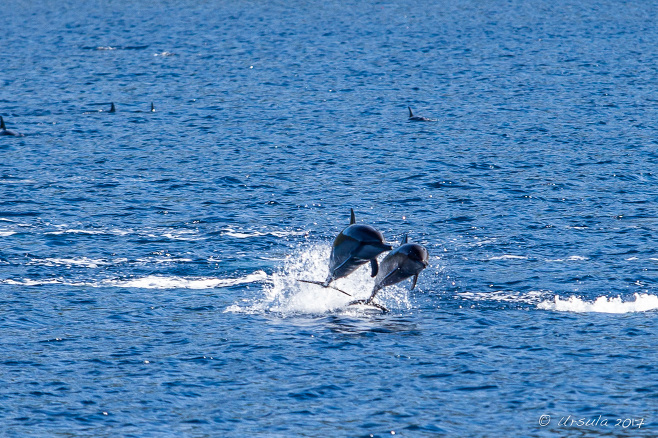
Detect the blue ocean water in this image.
<box><xmin>2</xmin><ymin>0</ymin><xmax>658</xmax><ymax>436</ymax></box>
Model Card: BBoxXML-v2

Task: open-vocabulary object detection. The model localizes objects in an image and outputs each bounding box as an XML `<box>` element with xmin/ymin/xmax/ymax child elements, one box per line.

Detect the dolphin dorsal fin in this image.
<box><xmin>109</xmin><ymin>102</ymin><xmax>116</xmax><ymax>113</ymax></box>
<box><xmin>408</xmin><ymin>107</ymin><xmax>413</xmax><ymax>117</ymax></box>
<box><xmin>150</xmin><ymin>102</ymin><xmax>155</xmax><ymax>112</ymax></box>
<box><xmin>0</xmin><ymin>116</ymin><xmax>5</xmax><ymax>130</ymax></box>
<box><xmin>350</xmin><ymin>208</ymin><xmax>356</xmax><ymax>225</ymax></box>
<box><xmin>402</xmin><ymin>234</ymin><xmax>408</xmax><ymax>244</ymax></box>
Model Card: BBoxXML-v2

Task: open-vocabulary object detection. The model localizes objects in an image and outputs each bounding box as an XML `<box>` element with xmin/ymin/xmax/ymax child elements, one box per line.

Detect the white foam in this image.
<box><xmin>487</xmin><ymin>255</ymin><xmax>528</xmax><ymax>261</ymax></box>
<box><xmin>45</xmin><ymin>229</ymin><xmax>107</xmax><ymax>235</ymax></box>
<box><xmin>457</xmin><ymin>290</ymin><xmax>547</xmax><ymax>304</ymax></box>
<box><xmin>0</xmin><ymin>230</ymin><xmax>16</xmax><ymax>237</ymax></box>
<box><xmin>221</xmin><ymin>227</ymin><xmax>308</xmax><ymax>239</ymax></box>
<box><xmin>162</xmin><ymin>230</ymin><xmax>201</xmax><ymax>241</ymax></box>
<box><xmin>44</xmin><ymin>228</ymin><xmax>132</xmax><ymax>236</ymax></box>
<box><xmin>546</xmin><ymin>256</ymin><xmax>588</xmax><ymax>262</ymax></box>
<box><xmin>103</xmin><ymin>272</ymin><xmax>268</xmax><ymax>289</ymax></box>
<box><xmin>226</xmin><ymin>243</ymin><xmax>411</xmax><ymax>315</ymax></box>
<box><xmin>537</xmin><ymin>293</ymin><xmax>658</xmax><ymax>313</ymax></box>
<box><xmin>28</xmin><ymin>257</ymin><xmax>121</xmax><ymax>268</ymax></box>
<box><xmin>1</xmin><ymin>271</ymin><xmax>268</xmax><ymax>289</ymax></box>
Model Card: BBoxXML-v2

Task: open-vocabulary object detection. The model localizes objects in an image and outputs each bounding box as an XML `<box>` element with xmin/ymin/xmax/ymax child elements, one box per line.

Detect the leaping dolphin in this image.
<box><xmin>350</xmin><ymin>234</ymin><xmax>429</xmax><ymax>311</ymax></box>
<box><xmin>299</xmin><ymin>209</ymin><xmax>392</xmax><ymax>292</ymax></box>
<box><xmin>0</xmin><ymin>116</ymin><xmax>22</xmax><ymax>136</ymax></box>
<box><xmin>408</xmin><ymin>106</ymin><xmax>436</xmax><ymax>122</ymax></box>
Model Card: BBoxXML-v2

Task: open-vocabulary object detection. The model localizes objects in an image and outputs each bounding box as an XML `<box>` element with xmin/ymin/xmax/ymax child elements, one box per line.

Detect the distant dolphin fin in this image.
<box><xmin>150</xmin><ymin>102</ymin><xmax>155</xmax><ymax>112</ymax></box>
<box><xmin>350</xmin><ymin>208</ymin><xmax>356</xmax><ymax>225</ymax></box>
<box><xmin>402</xmin><ymin>234</ymin><xmax>408</xmax><ymax>244</ymax></box>
<box><xmin>370</xmin><ymin>259</ymin><xmax>378</xmax><ymax>277</ymax></box>
<box><xmin>408</xmin><ymin>106</ymin><xmax>413</xmax><ymax>117</ymax></box>
<box><xmin>0</xmin><ymin>116</ymin><xmax>5</xmax><ymax>130</ymax></box>
<box><xmin>410</xmin><ymin>273</ymin><xmax>418</xmax><ymax>290</ymax></box>
<box><xmin>109</xmin><ymin>102</ymin><xmax>116</xmax><ymax>113</ymax></box>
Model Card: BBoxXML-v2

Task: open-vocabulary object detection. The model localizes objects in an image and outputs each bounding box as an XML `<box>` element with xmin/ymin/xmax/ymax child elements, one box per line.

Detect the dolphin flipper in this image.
<box><xmin>410</xmin><ymin>273</ymin><xmax>418</xmax><ymax>290</ymax></box>
<box><xmin>370</xmin><ymin>259</ymin><xmax>378</xmax><ymax>277</ymax></box>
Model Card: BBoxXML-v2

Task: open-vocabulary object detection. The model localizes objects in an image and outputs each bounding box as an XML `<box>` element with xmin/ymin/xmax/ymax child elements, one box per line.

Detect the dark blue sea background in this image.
<box><xmin>2</xmin><ymin>0</ymin><xmax>657</xmax><ymax>436</ymax></box>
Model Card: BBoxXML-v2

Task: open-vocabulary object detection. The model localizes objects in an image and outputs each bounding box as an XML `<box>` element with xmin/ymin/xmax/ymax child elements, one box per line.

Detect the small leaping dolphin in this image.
<box><xmin>408</xmin><ymin>106</ymin><xmax>436</xmax><ymax>122</ymax></box>
<box><xmin>350</xmin><ymin>234</ymin><xmax>429</xmax><ymax>311</ymax></box>
<box><xmin>299</xmin><ymin>209</ymin><xmax>392</xmax><ymax>292</ymax></box>
<box><xmin>0</xmin><ymin>116</ymin><xmax>22</xmax><ymax>136</ymax></box>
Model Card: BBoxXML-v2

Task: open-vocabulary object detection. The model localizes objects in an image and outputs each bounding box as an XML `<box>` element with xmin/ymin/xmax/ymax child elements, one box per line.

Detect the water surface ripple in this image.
<box><xmin>1</xmin><ymin>0</ymin><xmax>657</xmax><ymax>436</ymax></box>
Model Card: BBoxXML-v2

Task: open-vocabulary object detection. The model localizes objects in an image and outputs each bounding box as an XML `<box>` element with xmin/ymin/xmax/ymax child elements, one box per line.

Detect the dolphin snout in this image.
<box><xmin>371</xmin><ymin>241</ymin><xmax>393</xmax><ymax>252</ymax></box>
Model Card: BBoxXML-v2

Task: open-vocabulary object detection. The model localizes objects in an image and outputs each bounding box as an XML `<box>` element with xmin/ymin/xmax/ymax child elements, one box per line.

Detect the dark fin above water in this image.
<box><xmin>297</xmin><ymin>279</ymin><xmax>352</xmax><ymax>297</ymax></box>
<box><xmin>370</xmin><ymin>258</ymin><xmax>378</xmax><ymax>277</ymax></box>
<box><xmin>0</xmin><ymin>116</ymin><xmax>5</xmax><ymax>130</ymax></box>
<box><xmin>408</xmin><ymin>106</ymin><xmax>414</xmax><ymax>118</ymax></box>
<box><xmin>402</xmin><ymin>234</ymin><xmax>408</xmax><ymax>244</ymax></box>
<box><xmin>350</xmin><ymin>208</ymin><xmax>356</xmax><ymax>225</ymax></box>
<box><xmin>150</xmin><ymin>102</ymin><xmax>155</xmax><ymax>112</ymax></box>
<box><xmin>109</xmin><ymin>102</ymin><xmax>116</xmax><ymax>113</ymax></box>
<box><xmin>410</xmin><ymin>273</ymin><xmax>418</xmax><ymax>290</ymax></box>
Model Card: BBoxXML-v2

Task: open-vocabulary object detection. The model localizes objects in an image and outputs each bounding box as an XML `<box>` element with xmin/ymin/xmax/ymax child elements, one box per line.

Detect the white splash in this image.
<box><xmin>226</xmin><ymin>243</ymin><xmax>411</xmax><ymax>315</ymax></box>
<box><xmin>0</xmin><ymin>230</ymin><xmax>16</xmax><ymax>237</ymax></box>
<box><xmin>537</xmin><ymin>293</ymin><xmax>658</xmax><ymax>313</ymax></box>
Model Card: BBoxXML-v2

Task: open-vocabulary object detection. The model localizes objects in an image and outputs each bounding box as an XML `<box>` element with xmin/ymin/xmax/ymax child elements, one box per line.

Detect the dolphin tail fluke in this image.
<box><xmin>408</xmin><ymin>106</ymin><xmax>413</xmax><ymax>118</ymax></box>
<box><xmin>348</xmin><ymin>299</ymin><xmax>389</xmax><ymax>313</ymax></box>
<box><xmin>350</xmin><ymin>208</ymin><xmax>356</xmax><ymax>225</ymax></box>
<box><xmin>0</xmin><ymin>116</ymin><xmax>5</xmax><ymax>130</ymax></box>
<box><xmin>410</xmin><ymin>273</ymin><xmax>418</xmax><ymax>290</ymax></box>
<box><xmin>109</xmin><ymin>102</ymin><xmax>116</xmax><ymax>113</ymax></box>
<box><xmin>366</xmin><ymin>285</ymin><xmax>382</xmax><ymax>303</ymax></box>
<box><xmin>370</xmin><ymin>259</ymin><xmax>379</xmax><ymax>277</ymax></box>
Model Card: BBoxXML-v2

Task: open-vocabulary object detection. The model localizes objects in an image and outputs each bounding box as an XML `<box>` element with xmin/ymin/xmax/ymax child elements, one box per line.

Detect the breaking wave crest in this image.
<box><xmin>537</xmin><ymin>293</ymin><xmax>658</xmax><ymax>313</ymax></box>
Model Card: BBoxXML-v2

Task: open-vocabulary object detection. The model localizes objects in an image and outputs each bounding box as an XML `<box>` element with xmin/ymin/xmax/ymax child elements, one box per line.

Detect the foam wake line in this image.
<box><xmin>226</xmin><ymin>243</ymin><xmax>411</xmax><ymax>315</ymax></box>
<box><xmin>537</xmin><ymin>293</ymin><xmax>658</xmax><ymax>313</ymax></box>
<box><xmin>1</xmin><ymin>271</ymin><xmax>268</xmax><ymax>289</ymax></box>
